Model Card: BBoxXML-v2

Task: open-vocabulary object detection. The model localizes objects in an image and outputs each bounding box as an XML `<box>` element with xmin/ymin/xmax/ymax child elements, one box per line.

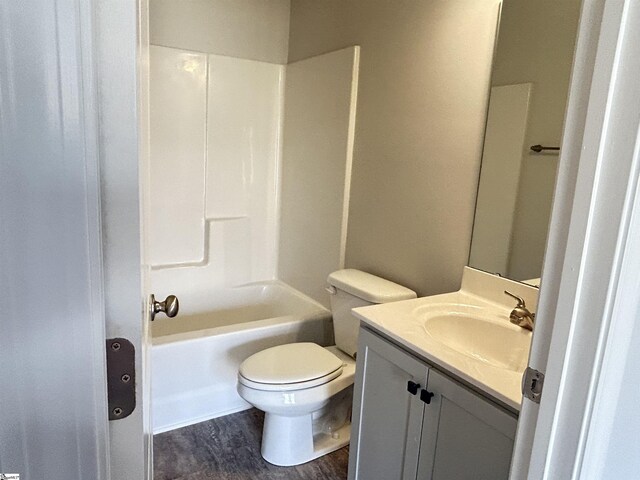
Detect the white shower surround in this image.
<box><xmin>147</xmin><ymin>45</ymin><xmax>360</xmax><ymax>431</ymax></box>
<box><xmin>148</xmin><ymin>45</ymin><xmax>283</xmax><ymax>279</ymax></box>
<box><xmin>148</xmin><ymin>43</ymin><xmax>360</xmax><ymax>302</ymax></box>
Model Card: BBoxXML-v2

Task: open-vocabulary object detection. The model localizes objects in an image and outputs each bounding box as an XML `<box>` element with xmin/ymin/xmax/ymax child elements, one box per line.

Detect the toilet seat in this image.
<box><xmin>238</xmin><ymin>342</ymin><xmax>344</xmax><ymax>392</ymax></box>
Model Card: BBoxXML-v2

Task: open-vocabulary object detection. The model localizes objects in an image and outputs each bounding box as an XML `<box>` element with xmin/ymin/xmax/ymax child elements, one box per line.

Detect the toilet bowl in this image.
<box><xmin>238</xmin><ymin>344</ymin><xmax>356</xmax><ymax>466</ymax></box>
<box><xmin>237</xmin><ymin>269</ymin><xmax>416</xmax><ymax>466</ymax></box>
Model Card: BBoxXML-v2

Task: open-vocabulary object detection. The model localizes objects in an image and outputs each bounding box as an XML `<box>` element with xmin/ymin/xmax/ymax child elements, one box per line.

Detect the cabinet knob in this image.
<box><xmin>407</xmin><ymin>381</ymin><xmax>421</xmax><ymax>395</ymax></box>
<box><xmin>420</xmin><ymin>389</ymin><xmax>435</xmax><ymax>404</ymax></box>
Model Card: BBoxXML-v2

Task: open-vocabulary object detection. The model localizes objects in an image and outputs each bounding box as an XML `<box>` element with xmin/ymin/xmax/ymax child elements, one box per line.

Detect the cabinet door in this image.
<box><xmin>348</xmin><ymin>328</ymin><xmax>428</xmax><ymax>480</ymax></box>
<box><xmin>417</xmin><ymin>370</ymin><xmax>518</xmax><ymax>480</ymax></box>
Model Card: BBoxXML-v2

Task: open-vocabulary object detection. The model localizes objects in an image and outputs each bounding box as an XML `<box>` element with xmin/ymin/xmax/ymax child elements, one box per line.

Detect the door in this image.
<box><xmin>0</xmin><ymin>1</ymin><xmax>150</xmax><ymax>479</ymax></box>
<box><xmin>418</xmin><ymin>370</ymin><xmax>517</xmax><ymax>480</ymax></box>
<box><xmin>349</xmin><ymin>328</ymin><xmax>428</xmax><ymax>480</ymax></box>
<box><xmin>511</xmin><ymin>0</ymin><xmax>640</xmax><ymax>478</ymax></box>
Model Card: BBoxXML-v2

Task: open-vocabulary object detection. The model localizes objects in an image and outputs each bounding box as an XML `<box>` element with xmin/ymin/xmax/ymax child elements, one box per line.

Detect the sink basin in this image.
<box><xmin>351</xmin><ymin>267</ymin><xmax>539</xmax><ymax>410</ymax></box>
<box><xmin>422</xmin><ymin>312</ymin><xmax>531</xmax><ymax>372</ymax></box>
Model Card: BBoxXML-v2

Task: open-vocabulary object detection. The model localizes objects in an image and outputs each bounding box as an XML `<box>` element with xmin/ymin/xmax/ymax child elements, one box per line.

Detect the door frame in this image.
<box><xmin>511</xmin><ymin>0</ymin><xmax>640</xmax><ymax>477</ymax></box>
<box><xmin>93</xmin><ymin>0</ymin><xmax>152</xmax><ymax>478</ymax></box>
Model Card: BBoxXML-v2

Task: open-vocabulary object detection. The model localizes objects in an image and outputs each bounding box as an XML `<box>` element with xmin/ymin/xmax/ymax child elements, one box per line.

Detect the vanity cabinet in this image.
<box><xmin>348</xmin><ymin>328</ymin><xmax>517</xmax><ymax>480</ymax></box>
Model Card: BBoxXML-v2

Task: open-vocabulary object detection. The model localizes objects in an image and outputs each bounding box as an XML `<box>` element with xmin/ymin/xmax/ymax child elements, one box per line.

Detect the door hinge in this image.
<box><xmin>522</xmin><ymin>367</ymin><xmax>544</xmax><ymax>404</ymax></box>
<box><xmin>106</xmin><ymin>338</ymin><xmax>136</xmax><ymax>420</ymax></box>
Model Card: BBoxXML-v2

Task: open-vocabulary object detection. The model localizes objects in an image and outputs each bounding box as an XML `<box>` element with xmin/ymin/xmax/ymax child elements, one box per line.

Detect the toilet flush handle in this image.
<box><xmin>325</xmin><ymin>285</ymin><xmax>337</xmax><ymax>295</ymax></box>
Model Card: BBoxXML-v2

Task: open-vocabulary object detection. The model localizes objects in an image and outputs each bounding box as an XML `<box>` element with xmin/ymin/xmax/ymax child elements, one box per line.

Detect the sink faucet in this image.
<box><xmin>504</xmin><ymin>291</ymin><xmax>535</xmax><ymax>331</ymax></box>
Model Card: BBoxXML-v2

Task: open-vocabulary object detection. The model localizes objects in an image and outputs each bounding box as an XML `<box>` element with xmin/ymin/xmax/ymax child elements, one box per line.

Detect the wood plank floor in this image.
<box><xmin>154</xmin><ymin>409</ymin><xmax>350</xmax><ymax>480</ymax></box>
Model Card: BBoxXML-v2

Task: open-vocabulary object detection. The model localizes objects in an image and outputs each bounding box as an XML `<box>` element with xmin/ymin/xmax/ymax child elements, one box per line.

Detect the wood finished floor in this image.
<box><xmin>153</xmin><ymin>409</ymin><xmax>349</xmax><ymax>480</ymax></box>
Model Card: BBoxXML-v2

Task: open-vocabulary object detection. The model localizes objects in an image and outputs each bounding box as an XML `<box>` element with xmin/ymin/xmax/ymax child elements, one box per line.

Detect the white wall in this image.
<box><xmin>278</xmin><ymin>47</ymin><xmax>360</xmax><ymax>307</ymax></box>
<box><xmin>491</xmin><ymin>0</ymin><xmax>582</xmax><ymax>280</ymax></box>
<box><xmin>288</xmin><ymin>0</ymin><xmax>501</xmax><ymax>296</ymax></box>
<box><xmin>149</xmin><ymin>0</ymin><xmax>290</xmax><ymax>64</ymax></box>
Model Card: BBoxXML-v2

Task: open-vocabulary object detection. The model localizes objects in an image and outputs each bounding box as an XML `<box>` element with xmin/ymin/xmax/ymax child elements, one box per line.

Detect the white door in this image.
<box><xmin>510</xmin><ymin>0</ymin><xmax>640</xmax><ymax>478</ymax></box>
<box><xmin>0</xmin><ymin>1</ymin><xmax>150</xmax><ymax>479</ymax></box>
<box><xmin>0</xmin><ymin>1</ymin><xmax>111</xmax><ymax>478</ymax></box>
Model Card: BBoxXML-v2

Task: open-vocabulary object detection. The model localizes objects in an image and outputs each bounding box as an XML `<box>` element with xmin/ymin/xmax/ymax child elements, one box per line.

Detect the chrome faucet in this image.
<box><xmin>504</xmin><ymin>291</ymin><xmax>535</xmax><ymax>331</ymax></box>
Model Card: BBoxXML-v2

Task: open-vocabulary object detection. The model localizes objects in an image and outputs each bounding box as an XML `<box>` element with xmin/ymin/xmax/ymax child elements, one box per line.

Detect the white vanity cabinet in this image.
<box><xmin>348</xmin><ymin>328</ymin><xmax>517</xmax><ymax>480</ymax></box>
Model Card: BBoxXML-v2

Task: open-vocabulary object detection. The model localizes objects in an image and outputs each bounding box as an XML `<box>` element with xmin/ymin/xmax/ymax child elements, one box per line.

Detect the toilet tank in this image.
<box><xmin>327</xmin><ymin>269</ymin><xmax>417</xmax><ymax>358</ymax></box>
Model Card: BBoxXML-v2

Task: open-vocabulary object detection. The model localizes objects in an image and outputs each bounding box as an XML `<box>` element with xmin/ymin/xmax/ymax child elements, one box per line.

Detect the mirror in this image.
<box><xmin>469</xmin><ymin>0</ymin><xmax>582</xmax><ymax>283</ymax></box>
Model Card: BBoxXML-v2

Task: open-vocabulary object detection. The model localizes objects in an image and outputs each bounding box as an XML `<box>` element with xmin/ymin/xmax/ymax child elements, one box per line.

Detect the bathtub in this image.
<box><xmin>151</xmin><ymin>281</ymin><xmax>333</xmax><ymax>433</ymax></box>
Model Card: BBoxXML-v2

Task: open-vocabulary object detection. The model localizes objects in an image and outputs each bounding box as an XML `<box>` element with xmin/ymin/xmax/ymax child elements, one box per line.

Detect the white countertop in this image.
<box><xmin>352</xmin><ymin>267</ymin><xmax>537</xmax><ymax>411</ymax></box>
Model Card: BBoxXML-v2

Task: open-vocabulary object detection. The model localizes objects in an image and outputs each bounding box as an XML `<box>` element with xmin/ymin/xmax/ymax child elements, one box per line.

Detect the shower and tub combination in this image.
<box><xmin>146</xmin><ymin>43</ymin><xmax>361</xmax><ymax>433</ymax></box>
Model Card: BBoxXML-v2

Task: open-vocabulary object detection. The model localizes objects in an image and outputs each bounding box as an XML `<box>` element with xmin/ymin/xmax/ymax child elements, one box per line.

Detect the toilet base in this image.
<box><xmin>261</xmin><ymin>412</ymin><xmax>351</xmax><ymax>466</ymax></box>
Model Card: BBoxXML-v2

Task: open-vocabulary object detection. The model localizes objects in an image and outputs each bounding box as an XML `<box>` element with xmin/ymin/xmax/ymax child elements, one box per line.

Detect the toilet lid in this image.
<box><xmin>239</xmin><ymin>342</ymin><xmax>343</xmax><ymax>386</ymax></box>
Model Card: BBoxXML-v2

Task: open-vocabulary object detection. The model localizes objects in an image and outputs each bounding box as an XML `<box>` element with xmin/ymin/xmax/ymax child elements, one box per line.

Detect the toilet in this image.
<box><xmin>237</xmin><ymin>269</ymin><xmax>417</xmax><ymax>466</ymax></box>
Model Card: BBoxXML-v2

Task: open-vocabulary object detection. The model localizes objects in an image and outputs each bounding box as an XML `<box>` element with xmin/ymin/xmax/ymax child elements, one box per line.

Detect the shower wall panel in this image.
<box><xmin>206</xmin><ymin>55</ymin><xmax>283</xmax><ymax>282</ymax></box>
<box><xmin>149</xmin><ymin>46</ymin><xmax>208</xmax><ymax>266</ymax></box>
<box><xmin>278</xmin><ymin>46</ymin><xmax>360</xmax><ymax>307</ymax></box>
<box><xmin>148</xmin><ymin>46</ymin><xmax>284</xmax><ymax>305</ymax></box>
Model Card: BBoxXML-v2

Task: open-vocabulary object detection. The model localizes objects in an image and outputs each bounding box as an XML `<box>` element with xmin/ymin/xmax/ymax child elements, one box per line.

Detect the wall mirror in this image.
<box><xmin>468</xmin><ymin>0</ymin><xmax>582</xmax><ymax>283</ymax></box>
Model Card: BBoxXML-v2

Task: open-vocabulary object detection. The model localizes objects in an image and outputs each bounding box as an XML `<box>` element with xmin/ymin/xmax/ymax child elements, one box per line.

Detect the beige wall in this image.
<box><xmin>288</xmin><ymin>0</ymin><xmax>501</xmax><ymax>296</ymax></box>
<box><xmin>149</xmin><ymin>0</ymin><xmax>290</xmax><ymax>63</ymax></box>
<box><xmin>492</xmin><ymin>0</ymin><xmax>582</xmax><ymax>280</ymax></box>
